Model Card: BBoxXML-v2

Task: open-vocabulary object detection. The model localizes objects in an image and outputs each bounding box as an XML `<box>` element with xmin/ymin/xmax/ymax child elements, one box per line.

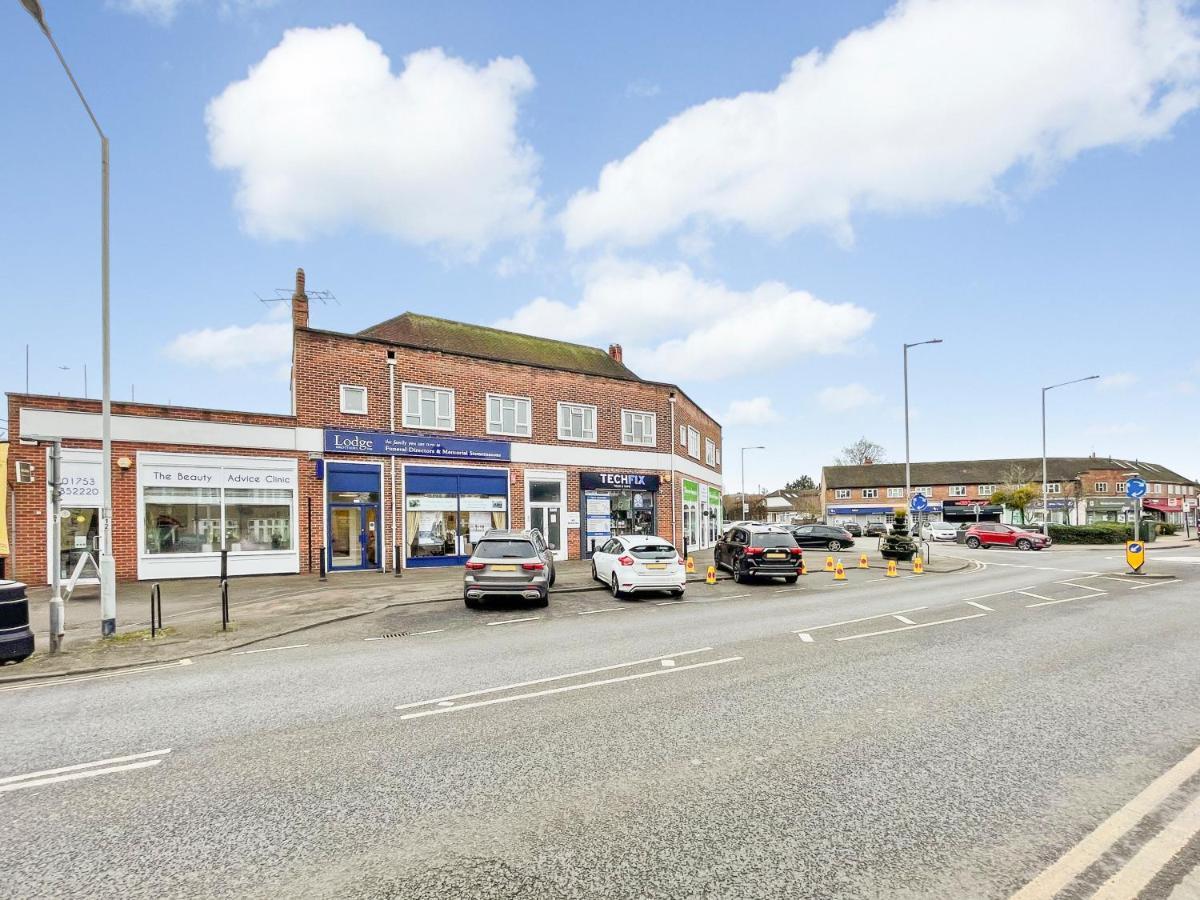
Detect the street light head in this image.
<box><xmin>20</xmin><ymin>0</ymin><xmax>49</xmax><ymax>32</ymax></box>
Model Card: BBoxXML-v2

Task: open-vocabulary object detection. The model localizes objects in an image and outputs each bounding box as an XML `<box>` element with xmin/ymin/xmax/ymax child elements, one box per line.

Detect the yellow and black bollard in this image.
<box><xmin>858</xmin><ymin>552</ymin><xmax>869</xmax><ymax>569</ymax></box>
<box><xmin>912</xmin><ymin>554</ymin><xmax>925</xmax><ymax>575</ymax></box>
<box><xmin>834</xmin><ymin>560</ymin><xmax>847</xmax><ymax>581</ymax></box>
<box><xmin>824</xmin><ymin>555</ymin><xmax>835</xmax><ymax>572</ymax></box>
<box><xmin>705</xmin><ymin>565</ymin><xmax>716</xmax><ymax>585</ymax></box>
<box><xmin>886</xmin><ymin>559</ymin><xmax>898</xmax><ymax>577</ymax></box>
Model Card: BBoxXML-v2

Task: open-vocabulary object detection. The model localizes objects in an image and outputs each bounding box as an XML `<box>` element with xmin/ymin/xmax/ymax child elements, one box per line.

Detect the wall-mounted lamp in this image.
<box><xmin>117</xmin><ymin>456</ymin><xmax>132</xmax><ymax>470</ymax></box>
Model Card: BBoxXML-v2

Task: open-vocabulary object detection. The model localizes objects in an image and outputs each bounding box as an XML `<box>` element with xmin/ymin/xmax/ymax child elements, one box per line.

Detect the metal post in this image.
<box><xmin>903</xmin><ymin>344</ymin><xmax>911</xmax><ymax>500</ymax></box>
<box><xmin>741</xmin><ymin>448</ymin><xmax>747</xmax><ymax>518</ymax></box>
<box><xmin>47</xmin><ymin>440</ymin><xmax>65</xmax><ymax>654</ymax></box>
<box><xmin>306</xmin><ymin>496</ymin><xmax>312</xmax><ymax>574</ymax></box>
<box><xmin>1041</xmin><ymin>387</ymin><xmax>1048</xmax><ymax>536</ymax></box>
<box><xmin>319</xmin><ymin>546</ymin><xmax>326</xmax><ymax>581</ymax></box>
<box><xmin>220</xmin><ymin>548</ymin><xmax>228</xmax><ymax>583</ymax></box>
<box><xmin>221</xmin><ymin>580</ymin><xmax>229</xmax><ymax>631</ymax></box>
<box><xmin>388</xmin><ymin>353</ymin><xmax>401</xmax><ymax>577</ymax></box>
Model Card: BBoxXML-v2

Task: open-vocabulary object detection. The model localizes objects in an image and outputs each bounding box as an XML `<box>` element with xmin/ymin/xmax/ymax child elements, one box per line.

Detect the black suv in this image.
<box><xmin>790</xmin><ymin>524</ymin><xmax>855</xmax><ymax>551</ymax></box>
<box><xmin>715</xmin><ymin>525</ymin><xmax>803</xmax><ymax>584</ymax></box>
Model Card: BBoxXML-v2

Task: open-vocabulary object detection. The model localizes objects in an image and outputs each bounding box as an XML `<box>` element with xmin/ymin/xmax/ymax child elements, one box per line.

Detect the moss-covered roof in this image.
<box><xmin>358</xmin><ymin>313</ymin><xmax>641</xmax><ymax>381</ymax></box>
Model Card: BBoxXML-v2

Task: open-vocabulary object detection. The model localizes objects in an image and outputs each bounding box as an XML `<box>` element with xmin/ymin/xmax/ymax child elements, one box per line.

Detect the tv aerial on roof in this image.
<box><xmin>255</xmin><ymin>287</ymin><xmax>340</xmax><ymax>308</ymax></box>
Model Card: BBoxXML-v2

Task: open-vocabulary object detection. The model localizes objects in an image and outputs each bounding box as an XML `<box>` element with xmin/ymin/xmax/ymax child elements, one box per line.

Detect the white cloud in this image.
<box><xmin>494</xmin><ymin>259</ymin><xmax>874</xmax><ymax>381</ymax></box>
<box><xmin>111</xmin><ymin>0</ymin><xmax>184</xmax><ymax>23</ymax></box>
<box><xmin>166</xmin><ymin>318</ymin><xmax>291</xmax><ymax>372</ymax></box>
<box><xmin>562</xmin><ymin>0</ymin><xmax>1200</xmax><ymax>249</ymax></box>
<box><xmin>1099</xmin><ymin>372</ymin><xmax>1138</xmax><ymax>389</ymax></box>
<box><xmin>725</xmin><ymin>397</ymin><xmax>782</xmax><ymax>426</ymax></box>
<box><xmin>817</xmin><ymin>383</ymin><xmax>882</xmax><ymax>411</ymax></box>
<box><xmin>206</xmin><ymin>26</ymin><xmax>542</xmax><ymax>254</ymax></box>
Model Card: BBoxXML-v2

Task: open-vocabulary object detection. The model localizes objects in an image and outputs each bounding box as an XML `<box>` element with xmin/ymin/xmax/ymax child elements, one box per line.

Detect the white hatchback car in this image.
<box><xmin>591</xmin><ymin>535</ymin><xmax>686</xmax><ymax>599</ymax></box>
<box><xmin>919</xmin><ymin>520</ymin><xmax>959</xmax><ymax>541</ymax></box>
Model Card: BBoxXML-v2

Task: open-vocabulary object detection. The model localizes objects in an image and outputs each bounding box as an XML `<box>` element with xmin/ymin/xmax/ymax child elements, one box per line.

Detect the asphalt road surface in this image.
<box><xmin>2</xmin><ymin>546</ymin><xmax>1199</xmax><ymax>899</ymax></box>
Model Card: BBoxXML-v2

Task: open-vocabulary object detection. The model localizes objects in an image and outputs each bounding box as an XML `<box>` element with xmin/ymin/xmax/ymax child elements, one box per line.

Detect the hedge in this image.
<box><xmin>1048</xmin><ymin>523</ymin><xmax>1165</xmax><ymax>544</ymax></box>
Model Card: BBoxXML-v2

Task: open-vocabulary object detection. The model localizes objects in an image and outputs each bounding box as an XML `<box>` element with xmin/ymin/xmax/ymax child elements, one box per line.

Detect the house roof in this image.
<box><xmin>357</xmin><ymin>312</ymin><xmax>642</xmax><ymax>382</ymax></box>
<box><xmin>822</xmin><ymin>457</ymin><xmax>1197</xmax><ymax>489</ymax></box>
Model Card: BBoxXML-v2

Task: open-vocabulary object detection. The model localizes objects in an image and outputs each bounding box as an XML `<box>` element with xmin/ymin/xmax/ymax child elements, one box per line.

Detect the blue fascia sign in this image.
<box><xmin>323</xmin><ymin>429</ymin><xmax>511</xmax><ymax>462</ymax></box>
<box><xmin>580</xmin><ymin>471</ymin><xmax>661</xmax><ymax>491</ymax></box>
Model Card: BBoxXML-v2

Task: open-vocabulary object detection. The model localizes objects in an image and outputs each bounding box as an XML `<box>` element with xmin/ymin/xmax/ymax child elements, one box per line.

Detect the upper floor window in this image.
<box><xmin>862</xmin><ymin>488</ymin><xmax>879</xmax><ymax>499</ymax></box>
<box><xmin>487</xmin><ymin>394</ymin><xmax>531</xmax><ymax>438</ymax></box>
<box><xmin>1152</xmin><ymin>483</ymin><xmax>1163</xmax><ymax>493</ymax></box>
<box><xmin>339</xmin><ymin>385</ymin><xmax>368</xmax><ymax>416</ymax></box>
<box><xmin>715</xmin><ymin>447</ymin><xmax>721</xmax><ymax>466</ymax></box>
<box><xmin>705</xmin><ymin>438</ymin><xmax>716</xmax><ymax>466</ymax></box>
<box><xmin>558</xmin><ymin>402</ymin><xmax>597</xmax><ymax>442</ymax></box>
<box><xmin>687</xmin><ymin>427</ymin><xmax>700</xmax><ymax>459</ymax></box>
<box><xmin>1115</xmin><ymin>481</ymin><xmax>1127</xmax><ymax>494</ymax></box>
<box><xmin>403</xmin><ymin>384</ymin><xmax>454</xmax><ymax>431</ymax></box>
<box><xmin>887</xmin><ymin>487</ymin><xmax>904</xmax><ymax>498</ymax></box>
<box><xmin>621</xmin><ymin>410</ymin><xmax>656</xmax><ymax>447</ymax></box>
<box><xmin>1094</xmin><ymin>482</ymin><xmax>1109</xmax><ymax>493</ymax></box>
<box><xmin>948</xmin><ymin>485</ymin><xmax>967</xmax><ymax>497</ymax></box>
<box><xmin>679</xmin><ymin>425</ymin><xmax>687</xmax><ymax>447</ymax></box>
<box><xmin>913</xmin><ymin>487</ymin><xmax>932</xmax><ymax>496</ymax></box>
<box><xmin>977</xmin><ymin>484</ymin><xmax>995</xmax><ymax>496</ymax></box>
<box><xmin>834</xmin><ymin>489</ymin><xmax>851</xmax><ymax>500</ymax></box>
<box><xmin>1045</xmin><ymin>482</ymin><xmax>1062</xmax><ymax>494</ymax></box>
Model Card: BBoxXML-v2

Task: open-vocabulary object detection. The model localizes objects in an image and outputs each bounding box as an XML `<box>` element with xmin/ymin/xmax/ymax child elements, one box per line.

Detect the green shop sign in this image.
<box><xmin>708</xmin><ymin>486</ymin><xmax>721</xmax><ymax>506</ymax></box>
<box><xmin>682</xmin><ymin>479</ymin><xmax>699</xmax><ymax>502</ymax></box>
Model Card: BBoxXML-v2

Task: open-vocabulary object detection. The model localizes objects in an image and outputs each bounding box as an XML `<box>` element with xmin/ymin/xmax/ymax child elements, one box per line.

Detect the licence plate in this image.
<box><xmin>491</xmin><ymin>564</ymin><xmax>517</xmax><ymax>572</ymax></box>
<box><xmin>645</xmin><ymin>563</ymin><xmax>666</xmax><ymax>570</ymax></box>
<box><xmin>766</xmin><ymin>552</ymin><xmax>787</xmax><ymax>560</ymax></box>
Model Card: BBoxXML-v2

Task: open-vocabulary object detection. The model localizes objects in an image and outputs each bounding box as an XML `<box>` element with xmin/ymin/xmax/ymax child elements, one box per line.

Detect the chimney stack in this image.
<box><xmin>608</xmin><ymin>343</ymin><xmax>623</xmax><ymax>363</ymax></box>
<box><xmin>292</xmin><ymin>267</ymin><xmax>309</xmax><ymax>330</ymax></box>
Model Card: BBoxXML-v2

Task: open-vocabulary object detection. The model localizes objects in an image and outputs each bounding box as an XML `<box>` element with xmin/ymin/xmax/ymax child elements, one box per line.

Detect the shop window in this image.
<box><xmin>339</xmin><ymin>385</ymin><xmax>368</xmax><ymax>416</ymax></box>
<box><xmin>705</xmin><ymin>439</ymin><xmax>716</xmax><ymax>466</ymax></box>
<box><xmin>621</xmin><ymin>410</ymin><xmax>656</xmax><ymax>447</ymax></box>
<box><xmin>949</xmin><ymin>485</ymin><xmax>967</xmax><ymax>497</ymax></box>
<box><xmin>225</xmin><ymin>488</ymin><xmax>293</xmax><ymax>551</ymax></box>
<box><xmin>487</xmin><ymin>394</ymin><xmax>531</xmax><ymax>437</ymax></box>
<box><xmin>558</xmin><ymin>402</ymin><xmax>597</xmax><ymax>442</ymax></box>
<box><xmin>403</xmin><ymin>384</ymin><xmax>454</xmax><ymax>431</ymax></box>
<box><xmin>530</xmin><ymin>481</ymin><xmax>562</xmax><ymax>503</ymax></box>
<box><xmin>687</xmin><ymin>427</ymin><xmax>700</xmax><ymax>459</ymax></box>
<box><xmin>144</xmin><ymin>486</ymin><xmax>223</xmax><ymax>554</ymax></box>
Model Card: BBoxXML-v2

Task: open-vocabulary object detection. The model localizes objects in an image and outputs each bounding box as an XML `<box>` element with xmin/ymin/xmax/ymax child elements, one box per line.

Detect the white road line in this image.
<box><xmin>578</xmin><ymin>607</ymin><xmax>626</xmax><ymax>615</ymax></box>
<box><xmin>1092</xmin><ymin>791</ymin><xmax>1200</xmax><ymax>900</ymax></box>
<box><xmin>0</xmin><ymin>759</ymin><xmax>165</xmax><ymax>793</ymax></box>
<box><xmin>835</xmin><ymin>613</ymin><xmax>986</xmax><ymax>642</ymax></box>
<box><xmin>983</xmin><ymin>562</ymin><xmax>1102</xmax><ymax>575</ymax></box>
<box><xmin>484</xmin><ymin>616</ymin><xmax>541</xmax><ymax>626</ymax></box>
<box><xmin>0</xmin><ymin>749</ymin><xmax>171</xmax><ymax>787</ymax></box>
<box><xmin>398</xmin><ymin>656</ymin><xmax>743</xmax><ymax>720</ymax></box>
<box><xmin>1018</xmin><ymin>590</ymin><xmax>1062</xmax><ymax>603</ymax></box>
<box><xmin>1130</xmin><ymin>579</ymin><xmax>1180</xmax><ymax>590</ymax></box>
<box><xmin>893</xmin><ymin>615</ymin><xmax>917</xmax><ymax>625</ymax></box>
<box><xmin>1092</xmin><ymin>575</ymin><xmax>1144</xmax><ymax>585</ymax></box>
<box><xmin>797</xmin><ymin>633</ymin><xmax>814</xmax><ymax>643</ymax></box>
<box><xmin>792</xmin><ymin>606</ymin><xmax>929</xmax><ymax>634</ymax></box>
<box><xmin>960</xmin><ymin>587</ymin><xmax>1036</xmax><ymax>602</ymax></box>
<box><xmin>0</xmin><ymin>659</ymin><xmax>193</xmax><ymax>693</ymax></box>
<box><xmin>394</xmin><ymin>647</ymin><xmax>715</xmax><ymax>710</ymax></box>
<box><xmin>411</xmin><ymin>628</ymin><xmax>447</xmax><ymax>635</ymax></box>
<box><xmin>1009</xmin><ymin>742</ymin><xmax>1200</xmax><ymax>899</ymax></box>
<box><xmin>1025</xmin><ymin>597</ymin><xmax>1080</xmax><ymax>609</ymax></box>
<box><xmin>1054</xmin><ymin>580</ymin><xmax>1107</xmax><ymax>594</ymax></box>
<box><xmin>232</xmin><ymin>643</ymin><xmax>309</xmax><ymax>656</ymax></box>
<box><xmin>966</xmin><ymin>601</ymin><xmax>994</xmax><ymax>612</ymax></box>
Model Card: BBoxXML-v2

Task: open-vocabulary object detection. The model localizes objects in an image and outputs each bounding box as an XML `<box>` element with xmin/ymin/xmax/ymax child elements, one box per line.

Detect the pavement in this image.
<box><xmin>0</xmin><ymin>545</ymin><xmax>1197</xmax><ymax>898</ymax></box>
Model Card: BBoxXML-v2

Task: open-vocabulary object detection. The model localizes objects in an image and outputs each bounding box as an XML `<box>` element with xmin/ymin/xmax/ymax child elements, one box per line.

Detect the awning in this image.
<box><xmin>1142</xmin><ymin>500</ymin><xmax>1174</xmax><ymax>513</ymax></box>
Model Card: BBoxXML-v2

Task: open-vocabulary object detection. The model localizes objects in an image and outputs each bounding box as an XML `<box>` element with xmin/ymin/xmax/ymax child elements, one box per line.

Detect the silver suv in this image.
<box><xmin>463</xmin><ymin>529</ymin><xmax>556</xmax><ymax>609</ymax></box>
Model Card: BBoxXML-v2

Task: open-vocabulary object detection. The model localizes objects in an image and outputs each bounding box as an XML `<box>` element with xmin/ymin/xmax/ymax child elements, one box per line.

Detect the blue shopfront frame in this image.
<box><xmin>404</xmin><ymin>465</ymin><xmax>510</xmax><ymax>568</ymax></box>
<box><xmin>326</xmin><ymin>462</ymin><xmax>382</xmax><ymax>571</ymax></box>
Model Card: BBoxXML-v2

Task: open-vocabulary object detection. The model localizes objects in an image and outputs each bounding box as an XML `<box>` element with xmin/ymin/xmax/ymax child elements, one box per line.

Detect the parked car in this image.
<box><xmin>960</xmin><ymin>522</ymin><xmax>1050</xmax><ymax>551</ymax></box>
<box><xmin>840</xmin><ymin>522</ymin><xmax>864</xmax><ymax>537</ymax></box>
<box><xmin>864</xmin><ymin>521</ymin><xmax>888</xmax><ymax>537</ymax></box>
<box><xmin>919</xmin><ymin>521</ymin><xmax>959</xmax><ymax>541</ymax></box>
<box><xmin>790</xmin><ymin>523</ymin><xmax>855</xmax><ymax>551</ymax></box>
<box><xmin>591</xmin><ymin>535</ymin><xmax>685</xmax><ymax>599</ymax></box>
<box><xmin>462</xmin><ymin>529</ymin><xmax>555</xmax><ymax>608</ymax></box>
<box><xmin>715</xmin><ymin>525</ymin><xmax>804</xmax><ymax>584</ymax></box>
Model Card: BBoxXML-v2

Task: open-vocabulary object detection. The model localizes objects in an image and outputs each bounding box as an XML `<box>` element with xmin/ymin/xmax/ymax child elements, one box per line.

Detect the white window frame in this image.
<box><xmin>486</xmin><ymin>393</ymin><xmax>532</xmax><ymax>438</ymax></box>
<box><xmin>1094</xmin><ymin>482</ymin><xmax>1109</xmax><ymax>493</ymax></box>
<box><xmin>977</xmin><ymin>484</ymin><xmax>995</xmax><ymax>496</ymax></box>
<box><xmin>686</xmin><ymin>427</ymin><xmax>700</xmax><ymax>459</ymax></box>
<box><xmin>913</xmin><ymin>487</ymin><xmax>933</xmax><ymax>497</ymax></box>
<box><xmin>715</xmin><ymin>448</ymin><xmax>721</xmax><ymax>466</ymax></box>
<box><xmin>862</xmin><ymin>488</ymin><xmax>879</xmax><ymax>499</ymax></box>
<box><xmin>1045</xmin><ymin>482</ymin><xmax>1062</xmax><ymax>494</ymax></box>
<box><xmin>621</xmin><ymin>409</ymin><xmax>656</xmax><ymax>447</ymax></box>
<box><xmin>886</xmin><ymin>487</ymin><xmax>904</xmax><ymax>498</ymax></box>
<box><xmin>557</xmin><ymin>402</ymin><xmax>597</xmax><ymax>443</ymax></box>
<box><xmin>679</xmin><ymin>425</ymin><xmax>687</xmax><ymax>447</ymax></box>
<box><xmin>1115</xmin><ymin>481</ymin><xmax>1127</xmax><ymax>494</ymax></box>
<box><xmin>704</xmin><ymin>438</ymin><xmax>716</xmax><ymax>466</ymax></box>
<box><xmin>834</xmin><ymin>489</ymin><xmax>851</xmax><ymax>500</ymax></box>
<box><xmin>339</xmin><ymin>384</ymin><xmax>368</xmax><ymax>416</ymax></box>
<box><xmin>402</xmin><ymin>383</ymin><xmax>454</xmax><ymax>431</ymax></box>
<box><xmin>948</xmin><ymin>485</ymin><xmax>967</xmax><ymax>497</ymax></box>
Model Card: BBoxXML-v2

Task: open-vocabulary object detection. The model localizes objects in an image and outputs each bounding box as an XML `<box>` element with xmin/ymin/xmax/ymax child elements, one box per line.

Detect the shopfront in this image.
<box><xmin>404</xmin><ymin>465</ymin><xmax>508</xmax><ymax>567</ymax></box>
<box><xmin>581</xmin><ymin>471</ymin><xmax>659</xmax><ymax>559</ymax></box>
<box><xmin>825</xmin><ymin>504</ymin><xmax>909</xmax><ymax>527</ymax></box>
<box><xmin>48</xmin><ymin>448</ymin><xmax>102</xmax><ymax>587</ymax></box>
<box><xmin>325</xmin><ymin>461</ymin><xmax>382</xmax><ymax>571</ymax></box>
<box><xmin>681</xmin><ymin>479</ymin><xmax>722</xmax><ymax>551</ymax></box>
<box><xmin>137</xmin><ymin>452</ymin><xmax>299</xmax><ymax>580</ymax></box>
<box><xmin>942</xmin><ymin>499</ymin><xmax>1003</xmax><ymax>523</ymax></box>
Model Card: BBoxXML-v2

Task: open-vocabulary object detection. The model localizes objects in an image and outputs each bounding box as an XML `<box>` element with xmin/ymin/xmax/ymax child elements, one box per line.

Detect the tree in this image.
<box><xmin>990</xmin><ymin>483</ymin><xmax>1040</xmax><ymax>524</ymax></box>
<box><xmin>834</xmin><ymin>438</ymin><xmax>887</xmax><ymax>466</ymax></box>
<box><xmin>783</xmin><ymin>475</ymin><xmax>816</xmax><ymax>490</ymax></box>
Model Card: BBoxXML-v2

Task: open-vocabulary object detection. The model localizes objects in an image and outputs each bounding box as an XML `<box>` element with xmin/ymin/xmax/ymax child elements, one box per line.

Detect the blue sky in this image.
<box><xmin>4</xmin><ymin>0</ymin><xmax>1198</xmax><ymax>490</ymax></box>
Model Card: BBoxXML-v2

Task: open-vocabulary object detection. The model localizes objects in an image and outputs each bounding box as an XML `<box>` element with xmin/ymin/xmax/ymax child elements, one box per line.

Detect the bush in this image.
<box><xmin>1158</xmin><ymin>522</ymin><xmax>1178</xmax><ymax>536</ymax></box>
<box><xmin>1049</xmin><ymin>524</ymin><xmax>1133</xmax><ymax>544</ymax></box>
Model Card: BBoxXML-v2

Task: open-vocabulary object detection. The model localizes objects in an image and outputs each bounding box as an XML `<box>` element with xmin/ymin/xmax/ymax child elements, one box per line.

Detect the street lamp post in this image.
<box><xmin>741</xmin><ymin>446</ymin><xmax>765</xmax><ymax>519</ymax></box>
<box><xmin>903</xmin><ymin>339</ymin><xmax>942</xmax><ymax>500</ymax></box>
<box><xmin>21</xmin><ymin>0</ymin><xmax>117</xmax><ymax>635</ymax></box>
<box><xmin>1041</xmin><ymin>375</ymin><xmax>1100</xmax><ymax>535</ymax></box>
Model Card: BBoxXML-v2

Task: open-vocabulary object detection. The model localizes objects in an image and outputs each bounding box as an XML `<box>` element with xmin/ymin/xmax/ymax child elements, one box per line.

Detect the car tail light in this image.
<box><xmin>789</xmin><ymin>547</ymin><xmax>803</xmax><ymax>555</ymax></box>
<box><xmin>745</xmin><ymin>547</ymin><xmax>764</xmax><ymax>555</ymax></box>
<box><xmin>522</xmin><ymin>562</ymin><xmax>545</xmax><ymax>571</ymax></box>
<box><xmin>617</xmin><ymin>555</ymin><xmax>635</xmax><ymax>567</ymax></box>
<box><xmin>464</xmin><ymin>561</ymin><xmax>486</xmax><ymax>570</ymax></box>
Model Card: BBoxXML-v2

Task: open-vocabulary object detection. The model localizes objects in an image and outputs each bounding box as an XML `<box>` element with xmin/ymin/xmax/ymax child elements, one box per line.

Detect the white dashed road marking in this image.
<box><xmin>0</xmin><ymin>749</ymin><xmax>171</xmax><ymax>793</ymax></box>
<box><xmin>892</xmin><ymin>615</ymin><xmax>917</xmax><ymax>625</ymax></box>
<box><xmin>966</xmin><ymin>601</ymin><xmax>994</xmax><ymax>612</ymax></box>
<box><xmin>0</xmin><ymin>659</ymin><xmax>193</xmax><ymax>693</ymax></box>
<box><xmin>797</xmin><ymin>633</ymin><xmax>814</xmax><ymax>643</ymax></box>
<box><xmin>233</xmin><ymin>643</ymin><xmax>308</xmax><ymax>655</ymax></box>
<box><xmin>793</xmin><ymin>607</ymin><xmax>929</xmax><ymax>634</ymax></box>
<box><xmin>835</xmin><ymin>613</ymin><xmax>986</xmax><ymax>642</ymax></box>
<box><xmin>485</xmin><ymin>616</ymin><xmax>542</xmax><ymax>626</ymax></box>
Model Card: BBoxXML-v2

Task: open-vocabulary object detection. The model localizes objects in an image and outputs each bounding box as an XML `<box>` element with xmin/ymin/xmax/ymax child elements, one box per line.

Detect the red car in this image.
<box><xmin>961</xmin><ymin>522</ymin><xmax>1050</xmax><ymax>551</ymax></box>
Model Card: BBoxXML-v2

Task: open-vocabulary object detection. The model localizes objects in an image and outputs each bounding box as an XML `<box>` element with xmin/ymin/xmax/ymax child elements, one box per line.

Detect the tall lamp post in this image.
<box><xmin>1041</xmin><ymin>375</ymin><xmax>1099</xmax><ymax>535</ymax></box>
<box><xmin>741</xmin><ymin>446</ymin><xmax>765</xmax><ymax>519</ymax></box>
<box><xmin>903</xmin><ymin>339</ymin><xmax>942</xmax><ymax>500</ymax></box>
<box><xmin>21</xmin><ymin>0</ymin><xmax>117</xmax><ymax>635</ymax></box>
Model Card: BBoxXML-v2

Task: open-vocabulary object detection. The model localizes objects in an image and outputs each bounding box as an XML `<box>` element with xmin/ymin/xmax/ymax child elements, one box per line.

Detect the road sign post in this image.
<box><xmin>1126</xmin><ymin>477</ymin><xmax>1147</xmax><ymax>543</ymax></box>
<box><xmin>1125</xmin><ymin>540</ymin><xmax>1145</xmax><ymax>573</ymax></box>
<box><xmin>910</xmin><ymin>493</ymin><xmax>929</xmax><ymax>513</ymax></box>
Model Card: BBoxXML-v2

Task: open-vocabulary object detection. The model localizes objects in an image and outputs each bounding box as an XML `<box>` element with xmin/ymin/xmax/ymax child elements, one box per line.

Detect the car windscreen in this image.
<box><xmin>473</xmin><ymin>540</ymin><xmax>536</xmax><ymax>559</ymax></box>
<box><xmin>752</xmin><ymin>533</ymin><xmax>798</xmax><ymax>548</ymax></box>
<box><xmin>629</xmin><ymin>543</ymin><xmax>677</xmax><ymax>560</ymax></box>
<box><xmin>930</xmin><ymin>522</ymin><xmax>952</xmax><ymax>529</ymax></box>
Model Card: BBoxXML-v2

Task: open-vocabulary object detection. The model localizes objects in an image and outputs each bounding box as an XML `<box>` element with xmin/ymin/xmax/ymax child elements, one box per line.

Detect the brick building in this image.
<box><xmin>821</xmin><ymin>457</ymin><xmax>1198</xmax><ymax>528</ymax></box>
<box><xmin>4</xmin><ymin>269</ymin><xmax>722</xmax><ymax>586</ymax></box>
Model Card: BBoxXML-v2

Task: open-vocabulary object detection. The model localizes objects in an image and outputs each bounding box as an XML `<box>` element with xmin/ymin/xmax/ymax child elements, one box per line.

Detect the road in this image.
<box><xmin>1</xmin><ymin>545</ymin><xmax>1198</xmax><ymax>899</ymax></box>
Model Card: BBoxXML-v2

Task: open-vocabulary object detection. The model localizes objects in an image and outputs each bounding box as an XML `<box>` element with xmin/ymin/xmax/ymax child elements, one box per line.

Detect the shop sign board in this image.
<box><xmin>565</xmin><ymin>511</ymin><xmax>581</xmax><ymax>529</ymax></box>
<box><xmin>708</xmin><ymin>486</ymin><xmax>721</xmax><ymax>506</ymax></box>
<box><xmin>324</xmin><ymin>429</ymin><xmax>510</xmax><ymax>462</ymax></box>
<box><xmin>60</xmin><ymin>455</ymin><xmax>103</xmax><ymax>505</ymax></box>
<box><xmin>580</xmin><ymin>471</ymin><xmax>660</xmax><ymax>491</ymax></box>
<box><xmin>682</xmin><ymin>479</ymin><xmax>699</xmax><ymax>503</ymax></box>
<box><xmin>141</xmin><ymin>464</ymin><xmax>295</xmax><ymax>489</ymax></box>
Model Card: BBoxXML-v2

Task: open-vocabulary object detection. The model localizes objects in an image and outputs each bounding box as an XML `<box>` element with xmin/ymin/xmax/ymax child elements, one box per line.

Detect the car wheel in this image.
<box><xmin>827</xmin><ymin>540</ymin><xmax>842</xmax><ymax>551</ymax></box>
<box><xmin>549</xmin><ymin>569</ymin><xmax>556</xmax><ymax>587</ymax></box>
<box><xmin>783</xmin><ymin>575</ymin><xmax>798</xmax><ymax>584</ymax></box>
<box><xmin>591</xmin><ymin>562</ymin><xmax>599</xmax><ymax>582</ymax></box>
<box><xmin>965</xmin><ymin>537</ymin><xmax>981</xmax><ymax>549</ymax></box>
<box><xmin>610</xmin><ymin>575</ymin><xmax>623</xmax><ymax>599</ymax></box>
<box><xmin>733</xmin><ymin>564</ymin><xmax>745</xmax><ymax>584</ymax></box>
<box><xmin>1016</xmin><ymin>539</ymin><xmax>1032</xmax><ymax>551</ymax></box>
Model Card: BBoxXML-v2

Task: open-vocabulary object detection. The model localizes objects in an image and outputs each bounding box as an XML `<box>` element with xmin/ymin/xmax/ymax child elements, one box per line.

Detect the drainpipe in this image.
<box><xmin>669</xmin><ymin>391</ymin><xmax>677</xmax><ymax>547</ymax></box>
<box><xmin>388</xmin><ymin>351</ymin><xmax>400</xmax><ymax>576</ymax></box>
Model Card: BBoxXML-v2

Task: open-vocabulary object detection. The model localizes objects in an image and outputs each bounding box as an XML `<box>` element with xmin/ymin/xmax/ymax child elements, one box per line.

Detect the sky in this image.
<box><xmin>3</xmin><ymin>0</ymin><xmax>1199</xmax><ymax>491</ymax></box>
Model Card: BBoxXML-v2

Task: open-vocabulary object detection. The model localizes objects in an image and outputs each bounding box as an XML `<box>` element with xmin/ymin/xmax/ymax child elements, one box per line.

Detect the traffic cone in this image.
<box><xmin>686</xmin><ymin>556</ymin><xmax>695</xmax><ymax>574</ymax></box>
<box><xmin>886</xmin><ymin>559</ymin><xmax>898</xmax><ymax>577</ymax></box>
<box><xmin>858</xmin><ymin>553</ymin><xmax>869</xmax><ymax>569</ymax></box>
<box><xmin>912</xmin><ymin>555</ymin><xmax>924</xmax><ymax>575</ymax></box>
<box><xmin>799</xmin><ymin>558</ymin><xmax>807</xmax><ymax>576</ymax></box>
<box><xmin>834</xmin><ymin>560</ymin><xmax>847</xmax><ymax>581</ymax></box>
<box><xmin>824</xmin><ymin>555</ymin><xmax>835</xmax><ymax>572</ymax></box>
<box><xmin>705</xmin><ymin>565</ymin><xmax>716</xmax><ymax>585</ymax></box>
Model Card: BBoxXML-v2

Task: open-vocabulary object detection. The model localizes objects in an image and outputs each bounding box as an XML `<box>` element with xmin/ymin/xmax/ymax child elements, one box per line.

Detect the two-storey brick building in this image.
<box><xmin>821</xmin><ymin>457</ymin><xmax>1197</xmax><ymax>528</ymax></box>
<box><xmin>4</xmin><ymin>269</ymin><xmax>722</xmax><ymax>585</ymax></box>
